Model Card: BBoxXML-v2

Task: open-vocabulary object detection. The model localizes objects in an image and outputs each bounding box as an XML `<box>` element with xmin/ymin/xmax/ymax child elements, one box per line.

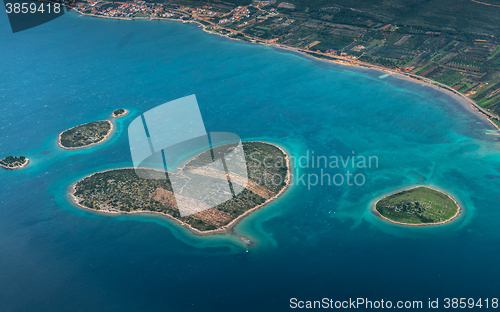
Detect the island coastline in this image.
<box><xmin>69</xmin><ymin>142</ymin><xmax>291</xmax><ymax>236</ymax></box>
<box><xmin>372</xmin><ymin>185</ymin><xmax>462</xmax><ymax>226</ymax></box>
<box><xmin>0</xmin><ymin>158</ymin><xmax>30</xmax><ymax>170</ymax></box>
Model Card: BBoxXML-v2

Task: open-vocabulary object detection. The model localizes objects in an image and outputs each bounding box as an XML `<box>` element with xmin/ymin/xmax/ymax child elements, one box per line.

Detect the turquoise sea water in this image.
<box><xmin>2</xmin><ymin>10</ymin><xmax>500</xmax><ymax>312</ymax></box>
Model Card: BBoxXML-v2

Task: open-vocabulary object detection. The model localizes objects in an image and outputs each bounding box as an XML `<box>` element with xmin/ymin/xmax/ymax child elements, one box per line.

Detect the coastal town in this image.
<box><xmin>74</xmin><ymin>0</ymin><xmax>500</xmax><ymax>129</ymax></box>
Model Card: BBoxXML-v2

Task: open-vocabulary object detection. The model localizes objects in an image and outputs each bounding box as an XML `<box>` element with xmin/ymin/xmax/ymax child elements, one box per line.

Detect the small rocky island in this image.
<box><xmin>112</xmin><ymin>109</ymin><xmax>127</xmax><ymax>118</ymax></box>
<box><xmin>58</xmin><ymin>120</ymin><xmax>113</xmax><ymax>149</ymax></box>
<box><xmin>0</xmin><ymin>156</ymin><xmax>29</xmax><ymax>169</ymax></box>
<box><xmin>71</xmin><ymin>142</ymin><xmax>290</xmax><ymax>233</ymax></box>
<box><xmin>374</xmin><ymin>186</ymin><xmax>461</xmax><ymax>225</ymax></box>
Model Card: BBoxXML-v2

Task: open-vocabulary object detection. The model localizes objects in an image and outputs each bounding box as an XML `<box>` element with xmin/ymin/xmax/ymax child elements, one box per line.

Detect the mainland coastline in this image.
<box><xmin>68</xmin><ymin>142</ymin><xmax>291</xmax><ymax>236</ymax></box>
<box><xmin>112</xmin><ymin>109</ymin><xmax>128</xmax><ymax>118</ymax></box>
<box><xmin>372</xmin><ymin>185</ymin><xmax>462</xmax><ymax>226</ymax></box>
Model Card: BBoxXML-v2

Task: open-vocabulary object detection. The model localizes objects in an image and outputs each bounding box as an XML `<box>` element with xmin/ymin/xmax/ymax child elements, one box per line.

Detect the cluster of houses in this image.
<box><xmin>76</xmin><ymin>1</ymin><xmax>183</xmax><ymax>19</ymax></box>
<box><xmin>219</xmin><ymin>5</ymin><xmax>250</xmax><ymax>24</ymax></box>
<box><xmin>232</xmin><ymin>6</ymin><xmax>250</xmax><ymax>17</ymax></box>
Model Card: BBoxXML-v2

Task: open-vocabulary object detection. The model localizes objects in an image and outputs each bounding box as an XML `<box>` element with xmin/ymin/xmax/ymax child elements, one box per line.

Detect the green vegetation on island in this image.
<box><xmin>375</xmin><ymin>186</ymin><xmax>460</xmax><ymax>225</ymax></box>
<box><xmin>112</xmin><ymin>109</ymin><xmax>127</xmax><ymax>117</ymax></box>
<box><xmin>71</xmin><ymin>142</ymin><xmax>289</xmax><ymax>232</ymax></box>
<box><xmin>58</xmin><ymin>120</ymin><xmax>113</xmax><ymax>149</ymax></box>
<box><xmin>0</xmin><ymin>156</ymin><xmax>29</xmax><ymax>169</ymax></box>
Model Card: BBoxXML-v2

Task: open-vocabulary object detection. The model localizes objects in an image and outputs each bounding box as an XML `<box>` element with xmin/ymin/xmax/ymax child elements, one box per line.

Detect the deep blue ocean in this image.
<box><xmin>2</xmin><ymin>9</ymin><xmax>500</xmax><ymax>312</ymax></box>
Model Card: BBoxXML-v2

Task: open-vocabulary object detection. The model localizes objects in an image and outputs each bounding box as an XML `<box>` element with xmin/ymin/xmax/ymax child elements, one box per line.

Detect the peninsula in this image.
<box><xmin>58</xmin><ymin>120</ymin><xmax>113</xmax><ymax>149</ymax></box>
<box><xmin>0</xmin><ymin>156</ymin><xmax>29</xmax><ymax>169</ymax></box>
<box><xmin>374</xmin><ymin>186</ymin><xmax>461</xmax><ymax>226</ymax></box>
<box><xmin>70</xmin><ymin>142</ymin><xmax>290</xmax><ymax>234</ymax></box>
<box><xmin>112</xmin><ymin>109</ymin><xmax>128</xmax><ymax>118</ymax></box>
